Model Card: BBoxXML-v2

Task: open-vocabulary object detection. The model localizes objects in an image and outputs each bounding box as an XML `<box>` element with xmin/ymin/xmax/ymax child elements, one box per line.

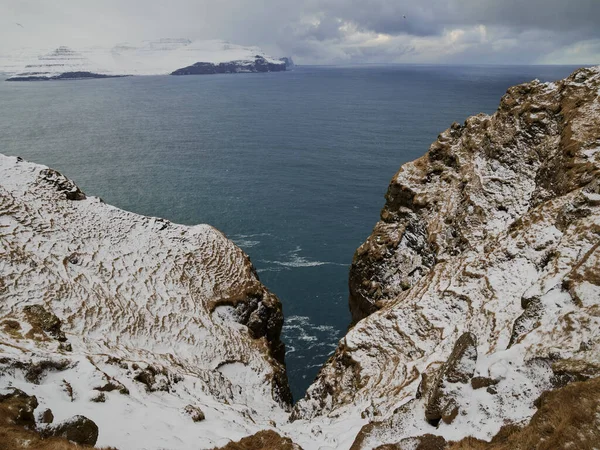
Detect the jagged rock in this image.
<box><xmin>374</xmin><ymin>434</ymin><xmax>447</xmax><ymax>450</ymax></box>
<box><xmin>183</xmin><ymin>404</ymin><xmax>205</xmax><ymax>422</ymax></box>
<box><xmin>58</xmin><ymin>342</ymin><xmax>72</xmax><ymax>352</ymax></box>
<box><xmin>133</xmin><ymin>365</ymin><xmax>172</xmax><ymax>392</ymax></box>
<box><xmin>41</xmin><ymin>415</ymin><xmax>99</xmax><ymax>446</ymax></box>
<box><xmin>508</xmin><ymin>297</ymin><xmax>543</xmax><ymax>348</ymax></box>
<box><xmin>444</xmin><ymin>332</ymin><xmax>478</xmax><ymax>383</ymax></box>
<box><xmin>93</xmin><ymin>379</ymin><xmax>129</xmax><ymax>395</ymax></box>
<box><xmin>0</xmin><ymin>388</ymin><xmax>38</xmax><ymax>427</ymax></box>
<box><xmin>38</xmin><ymin>168</ymin><xmax>86</xmax><ymax>200</ymax></box>
<box><xmin>425</xmin><ymin>333</ymin><xmax>477</xmax><ymax>425</ymax></box>
<box><xmin>24</xmin><ymin>359</ymin><xmax>71</xmax><ymax>384</ymax></box>
<box><xmin>37</xmin><ymin>408</ymin><xmax>54</xmax><ymax>424</ymax></box>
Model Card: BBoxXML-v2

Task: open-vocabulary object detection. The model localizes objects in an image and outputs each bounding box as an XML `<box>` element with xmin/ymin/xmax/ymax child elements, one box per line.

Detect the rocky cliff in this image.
<box><xmin>1</xmin><ymin>66</ymin><xmax>599</xmax><ymax>450</ymax></box>
<box><xmin>292</xmin><ymin>66</ymin><xmax>600</xmax><ymax>447</ymax></box>
<box><xmin>0</xmin><ymin>154</ymin><xmax>291</xmax><ymax>449</ymax></box>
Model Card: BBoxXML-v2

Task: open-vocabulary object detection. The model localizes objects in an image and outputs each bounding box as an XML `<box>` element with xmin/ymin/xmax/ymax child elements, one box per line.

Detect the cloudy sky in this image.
<box><xmin>1</xmin><ymin>0</ymin><xmax>599</xmax><ymax>64</ymax></box>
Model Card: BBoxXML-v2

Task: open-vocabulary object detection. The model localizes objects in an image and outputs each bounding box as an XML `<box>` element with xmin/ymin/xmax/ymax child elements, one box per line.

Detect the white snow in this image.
<box><xmin>0</xmin><ymin>39</ymin><xmax>287</xmax><ymax>79</ymax></box>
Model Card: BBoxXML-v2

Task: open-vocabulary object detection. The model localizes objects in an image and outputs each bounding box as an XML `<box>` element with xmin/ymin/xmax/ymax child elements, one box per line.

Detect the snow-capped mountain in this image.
<box><xmin>3</xmin><ymin>39</ymin><xmax>291</xmax><ymax>80</ymax></box>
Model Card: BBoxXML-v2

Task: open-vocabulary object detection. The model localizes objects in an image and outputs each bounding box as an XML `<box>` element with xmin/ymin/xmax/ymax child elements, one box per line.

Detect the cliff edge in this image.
<box><xmin>292</xmin><ymin>66</ymin><xmax>600</xmax><ymax>448</ymax></box>
<box><xmin>0</xmin><ymin>154</ymin><xmax>291</xmax><ymax>449</ymax></box>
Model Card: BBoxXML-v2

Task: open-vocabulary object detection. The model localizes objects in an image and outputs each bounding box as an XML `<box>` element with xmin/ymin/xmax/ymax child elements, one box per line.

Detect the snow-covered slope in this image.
<box><xmin>0</xmin><ymin>155</ymin><xmax>292</xmax><ymax>449</ymax></box>
<box><xmin>3</xmin><ymin>39</ymin><xmax>289</xmax><ymax>80</ymax></box>
<box><xmin>291</xmin><ymin>66</ymin><xmax>600</xmax><ymax>448</ymax></box>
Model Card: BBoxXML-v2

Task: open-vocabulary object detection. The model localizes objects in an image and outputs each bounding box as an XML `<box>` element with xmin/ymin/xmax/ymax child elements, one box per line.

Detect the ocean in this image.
<box><xmin>0</xmin><ymin>64</ymin><xmax>580</xmax><ymax>401</ymax></box>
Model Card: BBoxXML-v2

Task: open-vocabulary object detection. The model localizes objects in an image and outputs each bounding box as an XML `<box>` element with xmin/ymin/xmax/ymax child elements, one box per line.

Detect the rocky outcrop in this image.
<box><xmin>0</xmin><ymin>388</ymin><xmax>38</xmax><ymax>428</ymax></box>
<box><xmin>424</xmin><ymin>333</ymin><xmax>477</xmax><ymax>426</ymax></box>
<box><xmin>41</xmin><ymin>415</ymin><xmax>99</xmax><ymax>446</ymax></box>
<box><xmin>171</xmin><ymin>55</ymin><xmax>286</xmax><ymax>75</ymax></box>
<box><xmin>293</xmin><ymin>66</ymin><xmax>600</xmax><ymax>448</ymax></box>
<box><xmin>213</xmin><ymin>430</ymin><xmax>303</xmax><ymax>450</ymax></box>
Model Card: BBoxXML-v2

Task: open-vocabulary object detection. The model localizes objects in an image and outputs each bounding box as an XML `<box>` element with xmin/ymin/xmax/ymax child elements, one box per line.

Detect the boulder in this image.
<box><xmin>42</xmin><ymin>415</ymin><xmax>99</xmax><ymax>446</ymax></box>
<box><xmin>0</xmin><ymin>387</ymin><xmax>38</xmax><ymax>427</ymax></box>
<box><xmin>37</xmin><ymin>408</ymin><xmax>54</xmax><ymax>424</ymax></box>
<box><xmin>183</xmin><ymin>404</ymin><xmax>205</xmax><ymax>422</ymax></box>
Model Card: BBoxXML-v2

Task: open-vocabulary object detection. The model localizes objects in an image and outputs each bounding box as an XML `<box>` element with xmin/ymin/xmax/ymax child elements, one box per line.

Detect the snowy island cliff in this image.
<box><xmin>2</xmin><ymin>39</ymin><xmax>292</xmax><ymax>81</ymax></box>
<box><xmin>1</xmin><ymin>66</ymin><xmax>599</xmax><ymax>450</ymax></box>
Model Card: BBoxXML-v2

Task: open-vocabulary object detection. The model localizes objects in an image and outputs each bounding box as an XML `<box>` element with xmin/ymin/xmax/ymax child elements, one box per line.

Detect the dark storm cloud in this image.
<box><xmin>1</xmin><ymin>0</ymin><xmax>599</xmax><ymax>64</ymax></box>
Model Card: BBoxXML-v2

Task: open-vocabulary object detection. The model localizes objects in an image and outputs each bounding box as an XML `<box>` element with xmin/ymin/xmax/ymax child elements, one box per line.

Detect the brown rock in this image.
<box><xmin>375</xmin><ymin>434</ymin><xmax>447</xmax><ymax>450</ymax></box>
<box><xmin>212</xmin><ymin>429</ymin><xmax>302</xmax><ymax>450</ymax></box>
<box><xmin>471</xmin><ymin>376</ymin><xmax>499</xmax><ymax>390</ymax></box>
<box><xmin>38</xmin><ymin>408</ymin><xmax>54</xmax><ymax>424</ymax></box>
<box><xmin>184</xmin><ymin>404</ymin><xmax>205</xmax><ymax>422</ymax></box>
<box><xmin>425</xmin><ymin>333</ymin><xmax>477</xmax><ymax>425</ymax></box>
<box><xmin>42</xmin><ymin>415</ymin><xmax>99</xmax><ymax>446</ymax></box>
<box><xmin>23</xmin><ymin>304</ymin><xmax>66</xmax><ymax>341</ymax></box>
<box><xmin>38</xmin><ymin>168</ymin><xmax>86</xmax><ymax>201</ymax></box>
<box><xmin>0</xmin><ymin>388</ymin><xmax>38</xmax><ymax>428</ymax></box>
<box><xmin>445</xmin><ymin>333</ymin><xmax>478</xmax><ymax>383</ymax></box>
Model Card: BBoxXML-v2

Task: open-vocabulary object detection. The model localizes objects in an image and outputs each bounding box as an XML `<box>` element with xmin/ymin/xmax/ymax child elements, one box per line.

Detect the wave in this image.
<box><xmin>231</xmin><ymin>239</ymin><xmax>261</xmax><ymax>248</ymax></box>
<box><xmin>260</xmin><ymin>246</ymin><xmax>347</xmax><ymax>269</ymax></box>
<box><xmin>282</xmin><ymin>315</ymin><xmax>341</xmax><ymax>355</ymax></box>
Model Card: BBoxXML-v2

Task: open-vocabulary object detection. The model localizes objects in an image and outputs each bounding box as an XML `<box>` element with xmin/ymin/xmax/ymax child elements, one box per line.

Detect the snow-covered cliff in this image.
<box><xmin>291</xmin><ymin>65</ymin><xmax>600</xmax><ymax>448</ymax></box>
<box><xmin>3</xmin><ymin>39</ymin><xmax>289</xmax><ymax>80</ymax></box>
<box><xmin>0</xmin><ymin>154</ymin><xmax>291</xmax><ymax>448</ymax></box>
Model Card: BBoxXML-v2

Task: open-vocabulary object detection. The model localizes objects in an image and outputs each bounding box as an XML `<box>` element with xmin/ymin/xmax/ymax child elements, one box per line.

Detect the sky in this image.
<box><xmin>1</xmin><ymin>0</ymin><xmax>599</xmax><ymax>65</ymax></box>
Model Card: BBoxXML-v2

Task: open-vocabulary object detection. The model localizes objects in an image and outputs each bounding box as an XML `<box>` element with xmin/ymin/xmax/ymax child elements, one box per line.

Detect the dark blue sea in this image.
<box><xmin>0</xmin><ymin>64</ymin><xmax>580</xmax><ymax>401</ymax></box>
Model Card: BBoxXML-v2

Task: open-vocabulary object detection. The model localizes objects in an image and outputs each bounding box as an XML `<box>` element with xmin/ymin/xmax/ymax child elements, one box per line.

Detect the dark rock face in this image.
<box><xmin>171</xmin><ymin>56</ymin><xmax>286</xmax><ymax>76</ymax></box>
<box><xmin>42</xmin><ymin>415</ymin><xmax>99</xmax><ymax>446</ymax></box>
<box><xmin>349</xmin><ymin>215</ymin><xmax>436</xmax><ymax>324</ymax></box>
<box><xmin>471</xmin><ymin>376</ymin><xmax>499</xmax><ymax>390</ymax></box>
<box><xmin>0</xmin><ymin>388</ymin><xmax>38</xmax><ymax>428</ymax></box>
<box><xmin>214</xmin><ymin>284</ymin><xmax>292</xmax><ymax>406</ymax></box>
<box><xmin>509</xmin><ymin>297</ymin><xmax>543</xmax><ymax>348</ymax></box>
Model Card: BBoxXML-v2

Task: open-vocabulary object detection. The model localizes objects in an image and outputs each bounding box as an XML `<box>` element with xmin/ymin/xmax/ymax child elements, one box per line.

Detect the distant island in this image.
<box><xmin>2</xmin><ymin>39</ymin><xmax>293</xmax><ymax>81</ymax></box>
